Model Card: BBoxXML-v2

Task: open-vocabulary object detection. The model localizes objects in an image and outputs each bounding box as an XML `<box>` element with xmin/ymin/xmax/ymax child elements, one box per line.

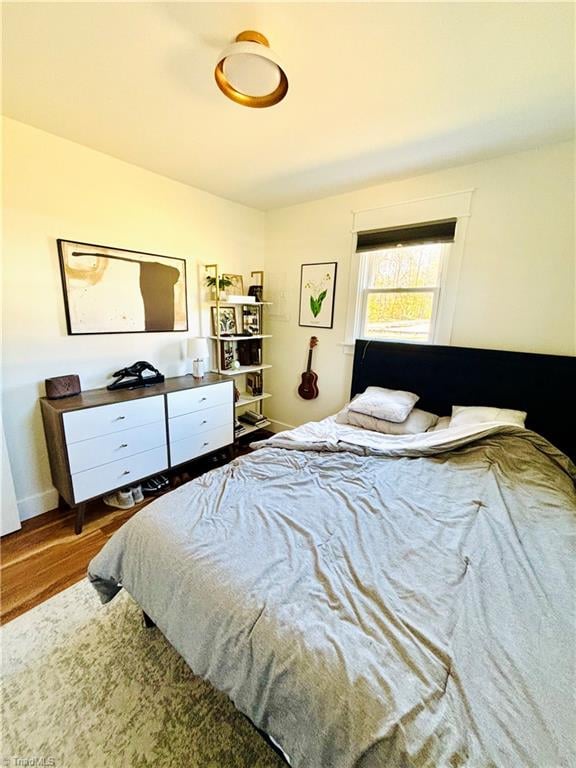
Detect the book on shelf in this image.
<box><xmin>237</xmin><ymin>339</ymin><xmax>261</xmax><ymax>367</ymax></box>
<box><xmin>239</xmin><ymin>410</ymin><xmax>268</xmax><ymax>427</ymax></box>
<box><xmin>246</xmin><ymin>371</ymin><xmax>263</xmax><ymax>396</ymax></box>
<box><xmin>234</xmin><ymin>419</ymin><xmax>248</xmax><ymax>436</ymax></box>
<box><xmin>239</xmin><ymin>420</ymin><xmax>268</xmax><ymax>430</ymax></box>
<box><xmin>227</xmin><ymin>295</ymin><xmax>255</xmax><ymax>304</ymax></box>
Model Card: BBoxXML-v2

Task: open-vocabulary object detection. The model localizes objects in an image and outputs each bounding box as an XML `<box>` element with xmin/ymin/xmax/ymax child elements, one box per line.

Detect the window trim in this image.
<box><xmin>342</xmin><ymin>190</ymin><xmax>474</xmax><ymax>353</ymax></box>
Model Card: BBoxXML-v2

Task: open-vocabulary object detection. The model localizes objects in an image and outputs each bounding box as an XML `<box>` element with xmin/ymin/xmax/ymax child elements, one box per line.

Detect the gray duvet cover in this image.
<box><xmin>89</xmin><ymin>426</ymin><xmax>576</xmax><ymax>768</ymax></box>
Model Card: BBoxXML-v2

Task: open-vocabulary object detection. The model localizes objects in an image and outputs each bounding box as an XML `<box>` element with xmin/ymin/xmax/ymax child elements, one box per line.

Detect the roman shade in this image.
<box><xmin>356</xmin><ymin>218</ymin><xmax>457</xmax><ymax>252</ymax></box>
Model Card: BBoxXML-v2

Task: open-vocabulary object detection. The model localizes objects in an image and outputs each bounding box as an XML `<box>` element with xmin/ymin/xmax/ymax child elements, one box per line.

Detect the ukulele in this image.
<box><xmin>298</xmin><ymin>336</ymin><xmax>319</xmax><ymax>400</ymax></box>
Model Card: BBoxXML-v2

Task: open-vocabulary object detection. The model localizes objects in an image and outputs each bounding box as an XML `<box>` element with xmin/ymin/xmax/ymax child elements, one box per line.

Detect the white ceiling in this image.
<box><xmin>2</xmin><ymin>2</ymin><xmax>574</xmax><ymax>210</ymax></box>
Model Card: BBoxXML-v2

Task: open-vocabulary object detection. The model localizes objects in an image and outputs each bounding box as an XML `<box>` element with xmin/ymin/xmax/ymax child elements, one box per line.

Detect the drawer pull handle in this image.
<box><xmin>116</xmin><ymin>416</ymin><xmax>126</xmax><ymax>421</ymax></box>
<box><xmin>201</xmin><ymin>420</ymin><xmax>207</xmax><ymax>425</ymax></box>
<box><xmin>200</xmin><ymin>397</ymin><xmax>207</xmax><ymax>402</ymax></box>
<box><xmin>203</xmin><ymin>441</ymin><xmax>209</xmax><ymax>446</ymax></box>
<box><xmin>122</xmin><ymin>470</ymin><xmax>131</xmax><ymax>475</ymax></box>
<box><xmin>119</xmin><ymin>443</ymin><xmax>128</xmax><ymax>448</ymax></box>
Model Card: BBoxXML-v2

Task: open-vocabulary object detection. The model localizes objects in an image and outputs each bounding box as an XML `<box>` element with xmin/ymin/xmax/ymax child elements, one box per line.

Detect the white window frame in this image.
<box><xmin>342</xmin><ymin>190</ymin><xmax>474</xmax><ymax>353</ymax></box>
<box><xmin>357</xmin><ymin>242</ymin><xmax>450</xmax><ymax>344</ymax></box>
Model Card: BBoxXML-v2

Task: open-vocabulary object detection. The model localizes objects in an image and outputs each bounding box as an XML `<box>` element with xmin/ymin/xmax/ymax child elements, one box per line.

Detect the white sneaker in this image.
<box><xmin>130</xmin><ymin>484</ymin><xmax>144</xmax><ymax>503</ymax></box>
<box><xmin>103</xmin><ymin>489</ymin><xmax>135</xmax><ymax>509</ymax></box>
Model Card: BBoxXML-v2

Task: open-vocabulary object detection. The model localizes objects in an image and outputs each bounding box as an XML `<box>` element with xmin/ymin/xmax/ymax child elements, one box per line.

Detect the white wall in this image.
<box><xmin>263</xmin><ymin>142</ymin><xmax>575</xmax><ymax>430</ymax></box>
<box><xmin>2</xmin><ymin>118</ymin><xmax>265</xmax><ymax>519</ymax></box>
<box><xmin>3</xmin><ymin>120</ymin><xmax>574</xmax><ymax>519</ymax></box>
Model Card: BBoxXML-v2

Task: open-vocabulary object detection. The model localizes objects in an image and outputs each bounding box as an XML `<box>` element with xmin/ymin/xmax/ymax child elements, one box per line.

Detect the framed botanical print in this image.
<box><xmin>222</xmin><ymin>274</ymin><xmax>244</xmax><ymax>295</ymax></box>
<box><xmin>299</xmin><ymin>262</ymin><xmax>337</xmax><ymax>329</ymax></box>
<box><xmin>211</xmin><ymin>306</ymin><xmax>238</xmax><ymax>336</ymax></box>
<box><xmin>57</xmin><ymin>239</ymin><xmax>188</xmax><ymax>335</ymax></box>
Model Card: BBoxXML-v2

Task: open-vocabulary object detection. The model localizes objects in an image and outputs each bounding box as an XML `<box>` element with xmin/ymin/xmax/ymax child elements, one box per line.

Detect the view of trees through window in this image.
<box><xmin>362</xmin><ymin>243</ymin><xmax>444</xmax><ymax>342</ymax></box>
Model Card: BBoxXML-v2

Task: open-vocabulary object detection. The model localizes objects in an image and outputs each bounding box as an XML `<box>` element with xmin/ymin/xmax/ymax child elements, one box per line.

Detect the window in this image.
<box><xmin>345</xmin><ymin>193</ymin><xmax>473</xmax><ymax>351</ymax></box>
<box><xmin>354</xmin><ymin>219</ymin><xmax>455</xmax><ymax>344</ymax></box>
<box><xmin>358</xmin><ymin>242</ymin><xmax>449</xmax><ymax>342</ymax></box>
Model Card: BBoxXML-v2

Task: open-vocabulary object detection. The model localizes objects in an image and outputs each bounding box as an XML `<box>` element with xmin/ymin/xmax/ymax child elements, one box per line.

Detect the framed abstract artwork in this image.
<box><xmin>57</xmin><ymin>239</ymin><xmax>188</xmax><ymax>335</ymax></box>
<box><xmin>298</xmin><ymin>262</ymin><xmax>337</xmax><ymax>329</ymax></box>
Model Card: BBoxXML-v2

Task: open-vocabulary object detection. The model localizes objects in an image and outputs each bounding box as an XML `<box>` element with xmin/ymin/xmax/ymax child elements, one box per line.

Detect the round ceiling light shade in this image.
<box><xmin>215</xmin><ymin>31</ymin><xmax>288</xmax><ymax>108</ymax></box>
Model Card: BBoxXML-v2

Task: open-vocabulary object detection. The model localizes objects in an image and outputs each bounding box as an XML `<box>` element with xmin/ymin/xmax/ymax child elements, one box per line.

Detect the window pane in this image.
<box><xmin>364</xmin><ymin>291</ymin><xmax>434</xmax><ymax>342</ymax></box>
<box><xmin>366</xmin><ymin>243</ymin><xmax>442</xmax><ymax>289</ymax></box>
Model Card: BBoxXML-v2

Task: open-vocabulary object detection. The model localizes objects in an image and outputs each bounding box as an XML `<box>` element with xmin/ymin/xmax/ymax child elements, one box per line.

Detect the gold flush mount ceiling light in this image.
<box><xmin>215</xmin><ymin>30</ymin><xmax>288</xmax><ymax>108</ymax></box>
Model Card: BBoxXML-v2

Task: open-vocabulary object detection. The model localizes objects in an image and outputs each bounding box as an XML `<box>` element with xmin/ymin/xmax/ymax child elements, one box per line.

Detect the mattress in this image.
<box><xmin>89</xmin><ymin>420</ymin><xmax>576</xmax><ymax>767</ymax></box>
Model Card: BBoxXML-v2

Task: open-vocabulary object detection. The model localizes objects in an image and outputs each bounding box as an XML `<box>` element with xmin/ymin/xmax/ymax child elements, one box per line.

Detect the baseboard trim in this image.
<box><xmin>17</xmin><ymin>488</ymin><xmax>59</xmax><ymax>521</ymax></box>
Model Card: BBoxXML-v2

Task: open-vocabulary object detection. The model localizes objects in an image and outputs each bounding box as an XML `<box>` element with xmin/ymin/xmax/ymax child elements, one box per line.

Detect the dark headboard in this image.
<box><xmin>351</xmin><ymin>340</ymin><xmax>576</xmax><ymax>460</ymax></box>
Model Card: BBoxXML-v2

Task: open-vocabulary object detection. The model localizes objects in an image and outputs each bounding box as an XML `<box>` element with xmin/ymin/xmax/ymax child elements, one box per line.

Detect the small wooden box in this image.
<box><xmin>45</xmin><ymin>374</ymin><xmax>81</xmax><ymax>400</ymax></box>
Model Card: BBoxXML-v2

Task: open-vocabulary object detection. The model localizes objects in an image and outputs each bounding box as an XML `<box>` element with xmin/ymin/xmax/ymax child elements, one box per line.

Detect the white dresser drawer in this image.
<box><xmin>167</xmin><ymin>382</ymin><xmax>233</xmax><ymax>418</ymax></box>
<box><xmin>170</xmin><ymin>425</ymin><xmax>232</xmax><ymax>466</ymax></box>
<box><xmin>64</xmin><ymin>396</ymin><xmax>165</xmax><ymax>444</ymax></box>
<box><xmin>67</xmin><ymin>421</ymin><xmax>166</xmax><ymax>474</ymax></box>
<box><xmin>168</xmin><ymin>402</ymin><xmax>232</xmax><ymax>444</ymax></box>
<box><xmin>72</xmin><ymin>445</ymin><xmax>168</xmax><ymax>503</ymax></box>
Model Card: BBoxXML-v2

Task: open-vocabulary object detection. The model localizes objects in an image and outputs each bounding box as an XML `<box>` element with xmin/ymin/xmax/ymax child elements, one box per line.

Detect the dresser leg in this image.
<box><xmin>74</xmin><ymin>503</ymin><xmax>86</xmax><ymax>535</ymax></box>
<box><xmin>228</xmin><ymin>445</ymin><xmax>235</xmax><ymax>461</ymax></box>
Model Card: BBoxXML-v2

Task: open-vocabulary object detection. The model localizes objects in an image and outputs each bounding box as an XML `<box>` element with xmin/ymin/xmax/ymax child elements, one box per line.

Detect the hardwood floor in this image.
<box><xmin>0</xmin><ymin>498</ymin><xmax>148</xmax><ymax>625</ymax></box>
<box><xmin>0</xmin><ymin>435</ymin><xmax>271</xmax><ymax>626</ymax></box>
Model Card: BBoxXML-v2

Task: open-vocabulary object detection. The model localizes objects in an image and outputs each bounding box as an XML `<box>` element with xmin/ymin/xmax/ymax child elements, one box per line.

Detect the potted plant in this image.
<box><xmin>205</xmin><ymin>274</ymin><xmax>233</xmax><ymax>300</ymax></box>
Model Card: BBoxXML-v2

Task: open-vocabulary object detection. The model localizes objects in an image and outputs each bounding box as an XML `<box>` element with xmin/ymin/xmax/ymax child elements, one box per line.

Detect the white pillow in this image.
<box><xmin>348</xmin><ymin>386</ymin><xmax>419</xmax><ymax>423</ymax></box>
<box><xmin>336</xmin><ymin>406</ymin><xmax>439</xmax><ymax>435</ymax></box>
<box><xmin>449</xmin><ymin>405</ymin><xmax>527</xmax><ymax>429</ymax></box>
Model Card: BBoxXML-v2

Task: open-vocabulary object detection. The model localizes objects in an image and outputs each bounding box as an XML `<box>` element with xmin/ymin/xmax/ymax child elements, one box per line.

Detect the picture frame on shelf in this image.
<box><xmin>211</xmin><ymin>306</ymin><xmax>237</xmax><ymax>336</ymax></box>
<box><xmin>299</xmin><ymin>261</ymin><xmax>337</xmax><ymax>329</ymax></box>
<box><xmin>242</xmin><ymin>305</ymin><xmax>261</xmax><ymax>335</ymax></box>
<box><xmin>222</xmin><ymin>274</ymin><xmax>244</xmax><ymax>295</ymax></box>
<box><xmin>220</xmin><ymin>340</ymin><xmax>236</xmax><ymax>370</ymax></box>
<box><xmin>248</xmin><ymin>285</ymin><xmax>263</xmax><ymax>302</ymax></box>
<box><xmin>248</xmin><ymin>270</ymin><xmax>264</xmax><ymax>302</ymax></box>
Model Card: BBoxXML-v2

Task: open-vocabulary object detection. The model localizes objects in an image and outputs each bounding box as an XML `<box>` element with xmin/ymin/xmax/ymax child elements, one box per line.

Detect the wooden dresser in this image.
<box><xmin>40</xmin><ymin>374</ymin><xmax>234</xmax><ymax>533</ymax></box>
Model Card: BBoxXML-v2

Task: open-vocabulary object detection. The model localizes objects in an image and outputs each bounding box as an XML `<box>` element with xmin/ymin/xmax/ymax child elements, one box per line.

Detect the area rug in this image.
<box><xmin>1</xmin><ymin>579</ymin><xmax>284</xmax><ymax>768</ymax></box>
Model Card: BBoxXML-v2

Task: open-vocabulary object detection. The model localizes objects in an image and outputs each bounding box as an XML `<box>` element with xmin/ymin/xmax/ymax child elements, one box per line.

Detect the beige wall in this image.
<box><xmin>263</xmin><ymin>142</ymin><xmax>575</xmax><ymax>430</ymax></box>
<box><xmin>2</xmin><ymin>118</ymin><xmax>265</xmax><ymax>519</ymax></box>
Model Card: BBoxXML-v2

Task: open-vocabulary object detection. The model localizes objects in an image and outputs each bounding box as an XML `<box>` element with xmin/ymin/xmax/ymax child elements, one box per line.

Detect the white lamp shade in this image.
<box><xmin>215</xmin><ymin>33</ymin><xmax>288</xmax><ymax>108</ymax></box>
<box><xmin>187</xmin><ymin>337</ymin><xmax>209</xmax><ymax>360</ymax></box>
<box><xmin>223</xmin><ymin>50</ymin><xmax>281</xmax><ymax>96</ymax></box>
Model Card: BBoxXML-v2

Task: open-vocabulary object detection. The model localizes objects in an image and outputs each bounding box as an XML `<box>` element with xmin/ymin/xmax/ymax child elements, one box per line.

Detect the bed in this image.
<box><xmin>89</xmin><ymin>340</ymin><xmax>576</xmax><ymax>767</ymax></box>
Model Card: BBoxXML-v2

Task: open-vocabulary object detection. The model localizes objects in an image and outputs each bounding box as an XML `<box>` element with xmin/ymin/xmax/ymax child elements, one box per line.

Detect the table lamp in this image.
<box><xmin>188</xmin><ymin>337</ymin><xmax>209</xmax><ymax>379</ymax></box>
